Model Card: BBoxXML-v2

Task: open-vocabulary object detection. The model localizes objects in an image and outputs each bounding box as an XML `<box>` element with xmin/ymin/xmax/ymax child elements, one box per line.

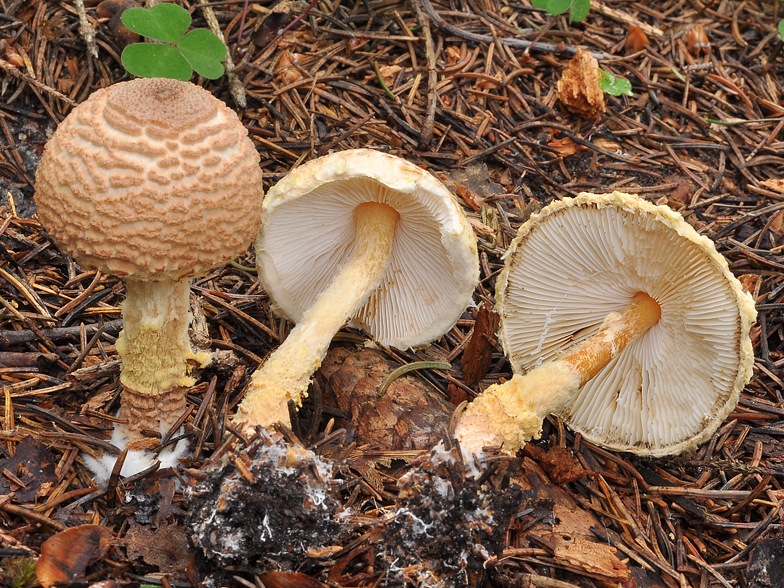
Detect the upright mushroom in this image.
<box><xmin>232</xmin><ymin>149</ymin><xmax>478</xmax><ymax>432</ymax></box>
<box><xmin>456</xmin><ymin>191</ymin><xmax>756</xmax><ymax>457</ymax></box>
<box><xmin>35</xmin><ymin>78</ymin><xmax>264</xmax><ymax>440</ymax></box>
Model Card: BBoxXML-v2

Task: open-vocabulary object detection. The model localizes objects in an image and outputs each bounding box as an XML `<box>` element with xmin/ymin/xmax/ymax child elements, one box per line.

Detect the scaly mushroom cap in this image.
<box><xmin>35</xmin><ymin>78</ymin><xmax>263</xmax><ymax>280</ymax></box>
<box><xmin>257</xmin><ymin>149</ymin><xmax>479</xmax><ymax>349</ymax></box>
<box><xmin>497</xmin><ymin>191</ymin><xmax>756</xmax><ymax>456</ymax></box>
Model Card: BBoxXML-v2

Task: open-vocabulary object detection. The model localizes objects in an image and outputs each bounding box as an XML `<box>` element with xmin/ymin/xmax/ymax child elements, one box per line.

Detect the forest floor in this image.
<box><xmin>0</xmin><ymin>0</ymin><xmax>783</xmax><ymax>587</ymax></box>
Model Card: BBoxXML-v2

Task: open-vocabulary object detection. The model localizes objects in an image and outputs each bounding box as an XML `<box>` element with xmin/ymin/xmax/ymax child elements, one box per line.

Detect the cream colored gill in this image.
<box><xmin>259</xmin><ymin>177</ymin><xmax>466</xmax><ymax>348</ymax></box>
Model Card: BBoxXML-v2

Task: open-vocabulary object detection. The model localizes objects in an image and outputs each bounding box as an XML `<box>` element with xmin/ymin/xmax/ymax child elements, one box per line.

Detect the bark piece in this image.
<box><xmin>463</xmin><ymin>303</ymin><xmax>500</xmax><ymax>386</ymax></box>
<box><xmin>557</xmin><ymin>48</ymin><xmax>605</xmax><ymax>119</ymax></box>
<box><xmin>747</xmin><ymin>538</ymin><xmax>784</xmax><ymax>588</ymax></box>
<box><xmin>318</xmin><ymin>346</ymin><xmax>453</xmax><ymax>450</ymax></box>
<box><xmin>512</xmin><ymin>458</ymin><xmax>631</xmax><ymax>584</ymax></box>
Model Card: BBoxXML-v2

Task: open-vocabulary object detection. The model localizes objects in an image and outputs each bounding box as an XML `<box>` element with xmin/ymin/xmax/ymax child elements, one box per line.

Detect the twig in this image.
<box><xmin>418</xmin><ymin>0</ymin><xmax>604</xmax><ymax>60</ymax></box>
<box><xmin>0</xmin><ymin>59</ymin><xmax>75</xmax><ymax>107</ymax></box>
<box><xmin>410</xmin><ymin>0</ymin><xmax>437</xmax><ymax>145</ymax></box>
<box><xmin>74</xmin><ymin>0</ymin><xmax>98</xmax><ymax>58</ymax></box>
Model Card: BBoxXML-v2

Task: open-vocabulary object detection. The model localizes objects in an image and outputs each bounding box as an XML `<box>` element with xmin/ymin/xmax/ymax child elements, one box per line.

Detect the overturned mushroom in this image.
<box><xmin>35</xmin><ymin>78</ymin><xmax>264</xmax><ymax>445</ymax></box>
<box><xmin>233</xmin><ymin>149</ymin><xmax>478</xmax><ymax>432</ymax></box>
<box><xmin>456</xmin><ymin>191</ymin><xmax>756</xmax><ymax>457</ymax></box>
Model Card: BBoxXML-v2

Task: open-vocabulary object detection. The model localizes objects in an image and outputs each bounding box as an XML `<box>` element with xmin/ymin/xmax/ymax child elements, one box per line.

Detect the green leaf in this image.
<box><xmin>569</xmin><ymin>0</ymin><xmax>591</xmax><ymax>22</ymax></box>
<box><xmin>531</xmin><ymin>0</ymin><xmax>572</xmax><ymax>16</ymax></box>
<box><xmin>177</xmin><ymin>29</ymin><xmax>226</xmax><ymax>79</ymax></box>
<box><xmin>121</xmin><ymin>4</ymin><xmax>191</xmax><ymax>43</ymax></box>
<box><xmin>779</xmin><ymin>19</ymin><xmax>784</xmax><ymax>41</ymax></box>
<box><xmin>121</xmin><ymin>43</ymin><xmax>193</xmax><ymax>81</ymax></box>
<box><xmin>598</xmin><ymin>68</ymin><xmax>633</xmax><ymax>97</ymax></box>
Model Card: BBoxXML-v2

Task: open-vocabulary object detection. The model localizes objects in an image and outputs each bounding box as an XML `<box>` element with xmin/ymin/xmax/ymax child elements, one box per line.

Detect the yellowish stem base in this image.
<box><xmin>117</xmin><ymin>279</ymin><xmax>209</xmax><ymax>433</ymax></box>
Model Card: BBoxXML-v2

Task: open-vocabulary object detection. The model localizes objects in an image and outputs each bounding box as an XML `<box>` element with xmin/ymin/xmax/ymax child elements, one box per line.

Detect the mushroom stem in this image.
<box><xmin>117</xmin><ymin>279</ymin><xmax>209</xmax><ymax>433</ymax></box>
<box><xmin>233</xmin><ymin>201</ymin><xmax>400</xmax><ymax>431</ymax></box>
<box><xmin>455</xmin><ymin>291</ymin><xmax>662</xmax><ymax>454</ymax></box>
<box><xmin>561</xmin><ymin>291</ymin><xmax>661</xmax><ymax>385</ymax></box>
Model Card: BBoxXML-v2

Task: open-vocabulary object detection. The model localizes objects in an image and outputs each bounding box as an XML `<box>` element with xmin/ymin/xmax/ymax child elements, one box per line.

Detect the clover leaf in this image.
<box><xmin>779</xmin><ymin>19</ymin><xmax>784</xmax><ymax>41</ymax></box>
<box><xmin>120</xmin><ymin>3</ymin><xmax>227</xmax><ymax>81</ymax></box>
<box><xmin>598</xmin><ymin>68</ymin><xmax>633</xmax><ymax>97</ymax></box>
<box><xmin>531</xmin><ymin>0</ymin><xmax>591</xmax><ymax>23</ymax></box>
<box><xmin>121</xmin><ymin>3</ymin><xmax>190</xmax><ymax>43</ymax></box>
<box><xmin>569</xmin><ymin>0</ymin><xmax>591</xmax><ymax>23</ymax></box>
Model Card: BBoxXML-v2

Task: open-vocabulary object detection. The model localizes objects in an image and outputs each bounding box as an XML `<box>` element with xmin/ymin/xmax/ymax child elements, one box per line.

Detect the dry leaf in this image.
<box><xmin>96</xmin><ymin>0</ymin><xmax>141</xmax><ymax>46</ymax></box>
<box><xmin>737</xmin><ymin>274</ymin><xmax>762</xmax><ymax>298</ymax></box>
<box><xmin>462</xmin><ymin>303</ymin><xmax>500</xmax><ymax>386</ymax></box>
<box><xmin>36</xmin><ymin>525</ymin><xmax>113</xmax><ymax>588</ymax></box>
<box><xmin>761</xmin><ymin>178</ymin><xmax>784</xmax><ymax>194</ymax></box>
<box><xmin>456</xmin><ymin>183</ymin><xmax>484</xmax><ymax>211</ymax></box>
<box><xmin>372</xmin><ymin>64</ymin><xmax>401</xmax><ymax>87</ymax></box>
<box><xmin>669</xmin><ymin>178</ymin><xmax>691</xmax><ymax>206</ymax></box>
<box><xmin>557</xmin><ymin>48</ymin><xmax>605</xmax><ymax>119</ymax></box>
<box><xmin>251</xmin><ymin>11</ymin><xmax>289</xmax><ymax>48</ymax></box>
<box><xmin>522</xmin><ymin>444</ymin><xmax>590</xmax><ymax>485</ymax></box>
<box><xmin>592</xmin><ymin>136</ymin><xmax>622</xmax><ymax>152</ymax></box>
<box><xmin>0</xmin><ymin>38</ymin><xmax>24</xmax><ymax>67</ymax></box>
<box><xmin>625</xmin><ymin>26</ymin><xmax>649</xmax><ymax>53</ymax></box>
<box><xmin>445</xmin><ymin>45</ymin><xmax>461</xmax><ymax>64</ymax></box>
<box><xmin>277</xmin><ymin>50</ymin><xmax>305</xmax><ymax>84</ymax></box>
<box><xmin>686</xmin><ymin>25</ymin><xmax>711</xmax><ymax>55</ymax></box>
<box><xmin>444</xmin><ymin>164</ymin><xmax>506</xmax><ymax>204</ymax></box>
<box><xmin>772</xmin><ymin>210</ymin><xmax>784</xmax><ymax>233</ymax></box>
<box><xmin>469</xmin><ymin>217</ymin><xmax>496</xmax><ymax>240</ymax></box>
<box><xmin>548</xmin><ymin>136</ymin><xmax>589</xmax><ymax>157</ymax></box>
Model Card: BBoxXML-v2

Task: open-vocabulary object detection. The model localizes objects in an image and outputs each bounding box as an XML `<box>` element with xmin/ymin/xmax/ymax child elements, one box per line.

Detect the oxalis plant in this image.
<box><xmin>120</xmin><ymin>3</ymin><xmax>226</xmax><ymax>80</ymax></box>
<box><xmin>532</xmin><ymin>0</ymin><xmax>591</xmax><ymax>24</ymax></box>
<box><xmin>533</xmin><ymin>0</ymin><xmax>633</xmax><ymax>97</ymax></box>
<box><xmin>598</xmin><ymin>68</ymin><xmax>633</xmax><ymax>97</ymax></box>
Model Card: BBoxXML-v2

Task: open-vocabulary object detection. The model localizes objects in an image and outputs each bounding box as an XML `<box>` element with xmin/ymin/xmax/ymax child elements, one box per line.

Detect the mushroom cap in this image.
<box><xmin>497</xmin><ymin>191</ymin><xmax>756</xmax><ymax>456</ymax></box>
<box><xmin>257</xmin><ymin>149</ymin><xmax>479</xmax><ymax>349</ymax></box>
<box><xmin>35</xmin><ymin>78</ymin><xmax>264</xmax><ymax>280</ymax></box>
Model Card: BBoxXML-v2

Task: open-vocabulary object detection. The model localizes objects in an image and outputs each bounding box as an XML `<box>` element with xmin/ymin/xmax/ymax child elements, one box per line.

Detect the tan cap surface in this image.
<box><xmin>496</xmin><ymin>191</ymin><xmax>756</xmax><ymax>456</ymax></box>
<box><xmin>35</xmin><ymin>78</ymin><xmax>263</xmax><ymax>280</ymax></box>
<box><xmin>257</xmin><ymin>149</ymin><xmax>479</xmax><ymax>349</ymax></box>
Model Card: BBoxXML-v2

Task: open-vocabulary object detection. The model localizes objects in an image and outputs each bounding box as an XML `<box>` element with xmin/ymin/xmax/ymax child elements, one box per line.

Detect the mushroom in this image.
<box><xmin>456</xmin><ymin>191</ymin><xmax>756</xmax><ymax>457</ymax></box>
<box><xmin>232</xmin><ymin>149</ymin><xmax>478</xmax><ymax>432</ymax></box>
<box><xmin>34</xmin><ymin>78</ymin><xmax>264</xmax><ymax>441</ymax></box>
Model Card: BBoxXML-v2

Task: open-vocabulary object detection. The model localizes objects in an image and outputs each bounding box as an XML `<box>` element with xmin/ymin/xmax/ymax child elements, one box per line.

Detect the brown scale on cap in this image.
<box><xmin>36</xmin><ymin>78</ymin><xmax>261</xmax><ymax>280</ymax></box>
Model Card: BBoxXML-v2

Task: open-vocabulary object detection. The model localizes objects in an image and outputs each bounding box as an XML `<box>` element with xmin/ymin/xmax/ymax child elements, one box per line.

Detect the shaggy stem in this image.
<box><xmin>456</xmin><ymin>292</ymin><xmax>661</xmax><ymax>454</ymax></box>
<box><xmin>233</xmin><ymin>202</ymin><xmax>400</xmax><ymax>432</ymax></box>
<box><xmin>117</xmin><ymin>279</ymin><xmax>208</xmax><ymax>434</ymax></box>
